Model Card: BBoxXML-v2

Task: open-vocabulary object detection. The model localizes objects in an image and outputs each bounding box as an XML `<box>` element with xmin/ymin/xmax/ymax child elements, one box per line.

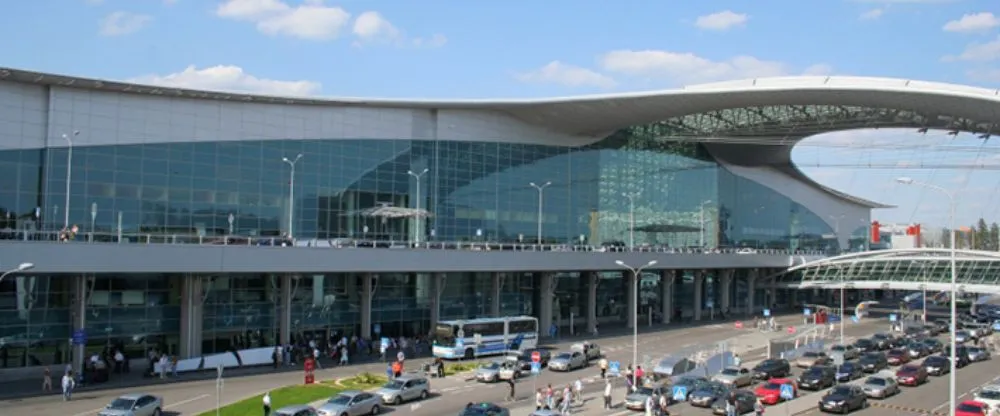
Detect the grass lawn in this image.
<box><xmin>197</xmin><ymin>374</ymin><xmax>384</xmax><ymax>416</ymax></box>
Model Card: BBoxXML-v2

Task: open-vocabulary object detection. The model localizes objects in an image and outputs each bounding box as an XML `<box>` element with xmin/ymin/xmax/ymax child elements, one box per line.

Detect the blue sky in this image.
<box><xmin>2</xmin><ymin>0</ymin><xmax>1000</xmax><ymax>227</ymax></box>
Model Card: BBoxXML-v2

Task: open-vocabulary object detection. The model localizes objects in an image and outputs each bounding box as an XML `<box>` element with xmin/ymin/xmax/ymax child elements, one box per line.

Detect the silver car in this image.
<box><xmin>624</xmin><ymin>382</ymin><xmax>669</xmax><ymax>410</ymax></box>
<box><xmin>968</xmin><ymin>346</ymin><xmax>992</xmax><ymax>362</ymax></box>
<box><xmin>375</xmin><ymin>375</ymin><xmax>430</xmax><ymax>405</ymax></box>
<box><xmin>274</xmin><ymin>405</ymin><xmax>318</xmax><ymax>416</ymax></box>
<box><xmin>712</xmin><ymin>366</ymin><xmax>752</xmax><ymax>387</ymax></box>
<box><xmin>570</xmin><ymin>342</ymin><xmax>602</xmax><ymax>361</ymax></box>
<box><xmin>316</xmin><ymin>391</ymin><xmax>381</xmax><ymax>416</ymax></box>
<box><xmin>548</xmin><ymin>351</ymin><xmax>587</xmax><ymax>371</ymax></box>
<box><xmin>98</xmin><ymin>393</ymin><xmax>163</xmax><ymax>416</ymax></box>
<box><xmin>796</xmin><ymin>351</ymin><xmax>830</xmax><ymax>368</ymax></box>
<box><xmin>861</xmin><ymin>374</ymin><xmax>899</xmax><ymax>399</ymax></box>
<box><xmin>475</xmin><ymin>360</ymin><xmax>509</xmax><ymax>383</ymax></box>
<box><xmin>830</xmin><ymin>344</ymin><xmax>860</xmax><ymax>361</ymax></box>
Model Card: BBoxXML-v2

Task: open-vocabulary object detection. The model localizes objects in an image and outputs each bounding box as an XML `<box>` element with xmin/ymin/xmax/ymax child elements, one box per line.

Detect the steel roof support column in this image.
<box><xmin>720</xmin><ymin>269</ymin><xmax>734</xmax><ymax>314</ymax></box>
<box><xmin>490</xmin><ymin>273</ymin><xmax>502</xmax><ymax>317</ymax></box>
<box><xmin>586</xmin><ymin>272</ymin><xmax>599</xmax><ymax>333</ymax></box>
<box><xmin>360</xmin><ymin>273</ymin><xmax>374</xmax><ymax>339</ymax></box>
<box><xmin>693</xmin><ymin>270</ymin><xmax>705</xmax><ymax>321</ymax></box>
<box><xmin>747</xmin><ymin>269</ymin><xmax>758</xmax><ymax>317</ymax></box>
<box><xmin>661</xmin><ymin>270</ymin><xmax>676</xmax><ymax>325</ymax></box>
<box><xmin>539</xmin><ymin>273</ymin><xmax>555</xmax><ymax>337</ymax></box>
<box><xmin>279</xmin><ymin>275</ymin><xmax>292</xmax><ymax>345</ymax></box>
<box><xmin>429</xmin><ymin>273</ymin><xmax>446</xmax><ymax>332</ymax></box>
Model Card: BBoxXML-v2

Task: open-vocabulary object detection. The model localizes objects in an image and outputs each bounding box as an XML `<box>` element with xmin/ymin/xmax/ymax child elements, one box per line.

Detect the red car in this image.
<box><xmin>755</xmin><ymin>378</ymin><xmax>797</xmax><ymax>405</ymax></box>
<box><xmin>956</xmin><ymin>400</ymin><xmax>990</xmax><ymax>416</ymax></box>
<box><xmin>895</xmin><ymin>365</ymin><xmax>928</xmax><ymax>386</ymax></box>
<box><xmin>886</xmin><ymin>348</ymin><xmax>911</xmax><ymax>366</ymax></box>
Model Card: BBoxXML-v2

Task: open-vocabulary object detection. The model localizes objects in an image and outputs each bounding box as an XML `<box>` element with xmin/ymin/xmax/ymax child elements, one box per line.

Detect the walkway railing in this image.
<box><xmin>0</xmin><ymin>229</ymin><xmax>828</xmax><ymax>255</ymax></box>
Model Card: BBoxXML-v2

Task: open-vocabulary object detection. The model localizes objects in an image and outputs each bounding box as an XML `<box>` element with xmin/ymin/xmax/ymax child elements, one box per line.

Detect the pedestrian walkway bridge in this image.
<box><xmin>770</xmin><ymin>248</ymin><xmax>1000</xmax><ymax>294</ymax></box>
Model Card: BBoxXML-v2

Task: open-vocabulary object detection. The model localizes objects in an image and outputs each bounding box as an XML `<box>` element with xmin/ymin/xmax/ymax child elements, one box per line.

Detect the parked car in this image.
<box><xmin>933</xmin><ymin>319</ymin><xmax>950</xmax><ymax>334</ymax></box>
<box><xmin>755</xmin><ymin>378</ymin><xmax>797</xmax><ymax>405</ymax></box>
<box><xmin>895</xmin><ymin>364</ymin><xmax>928</xmax><ymax>386</ymax></box>
<box><xmin>955</xmin><ymin>400</ymin><xmax>991</xmax><ymax>416</ymax></box>
<box><xmin>798</xmin><ymin>366</ymin><xmax>836</xmax><ymax>391</ymax></box>
<box><xmin>713</xmin><ymin>366</ymin><xmax>753</xmax><ymax>387</ymax></box>
<box><xmin>853</xmin><ymin>338</ymin><xmax>876</xmax><ymax>353</ymax></box>
<box><xmin>922</xmin><ymin>355</ymin><xmax>951</xmax><ymax>376</ymax></box>
<box><xmin>886</xmin><ymin>348</ymin><xmax>911</xmax><ymax>366</ymax></box>
<box><xmin>836</xmin><ymin>362</ymin><xmax>864</xmax><ymax>382</ymax></box>
<box><xmin>858</xmin><ymin>352</ymin><xmax>888</xmax><ymax>373</ymax></box>
<box><xmin>98</xmin><ymin>393</ymin><xmax>163</xmax><ymax>416</ymax></box>
<box><xmin>274</xmin><ymin>405</ymin><xmax>318</xmax><ymax>416</ymax></box>
<box><xmin>316</xmin><ymin>391</ymin><xmax>381</xmax><ymax>416</ymax></box>
<box><xmin>547</xmin><ymin>351</ymin><xmax>587</xmax><ymax>371</ymax></box>
<box><xmin>796</xmin><ymin>351</ymin><xmax>831</xmax><ymax>368</ymax></box>
<box><xmin>517</xmin><ymin>349</ymin><xmax>551</xmax><ymax>367</ymax></box>
<box><xmin>870</xmin><ymin>333</ymin><xmax>895</xmax><ymax>350</ymax></box>
<box><xmin>818</xmin><ymin>384</ymin><xmax>867</xmax><ymax>414</ymax></box>
<box><xmin>753</xmin><ymin>359</ymin><xmax>791</xmax><ymax>379</ymax></box>
<box><xmin>943</xmin><ymin>345</ymin><xmax>972</xmax><ymax>367</ymax></box>
<box><xmin>967</xmin><ymin>346</ymin><xmax>991</xmax><ymax>362</ymax></box>
<box><xmin>689</xmin><ymin>382</ymin><xmax>731</xmax><ymax>408</ymax></box>
<box><xmin>671</xmin><ymin>376</ymin><xmax>710</xmax><ymax>401</ymax></box>
<box><xmin>830</xmin><ymin>344</ymin><xmax>860</xmax><ymax>361</ymax></box>
<box><xmin>458</xmin><ymin>402</ymin><xmax>511</xmax><ymax>416</ymax></box>
<box><xmin>570</xmin><ymin>342</ymin><xmax>602</xmax><ymax>361</ymax></box>
<box><xmin>624</xmin><ymin>382</ymin><xmax>669</xmax><ymax>410</ymax></box>
<box><xmin>955</xmin><ymin>330</ymin><xmax>972</xmax><ymax>344</ymax></box>
<box><xmin>973</xmin><ymin>385</ymin><xmax>1000</xmax><ymax>409</ymax></box>
<box><xmin>906</xmin><ymin>341</ymin><xmax>931</xmax><ymax>359</ymax></box>
<box><xmin>711</xmin><ymin>389</ymin><xmax>757</xmax><ymax>415</ymax></box>
<box><xmin>375</xmin><ymin>375</ymin><xmax>430</xmax><ymax>405</ymax></box>
<box><xmin>921</xmin><ymin>338</ymin><xmax>944</xmax><ymax>353</ymax></box>
<box><xmin>861</xmin><ymin>374</ymin><xmax>900</xmax><ymax>399</ymax></box>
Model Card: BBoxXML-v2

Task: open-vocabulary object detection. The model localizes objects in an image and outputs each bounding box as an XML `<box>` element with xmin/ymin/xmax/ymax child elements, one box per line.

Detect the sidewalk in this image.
<box><xmin>0</xmin><ymin>312</ymin><xmax>798</xmax><ymax>402</ymax></box>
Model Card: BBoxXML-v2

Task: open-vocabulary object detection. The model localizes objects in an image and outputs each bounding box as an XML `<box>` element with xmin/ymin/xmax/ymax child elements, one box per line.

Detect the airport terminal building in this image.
<box><xmin>5</xmin><ymin>68</ymin><xmax>997</xmax><ymax>375</ymax></box>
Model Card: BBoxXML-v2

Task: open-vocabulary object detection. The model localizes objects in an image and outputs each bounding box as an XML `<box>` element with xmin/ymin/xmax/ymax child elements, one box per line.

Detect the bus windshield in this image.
<box><xmin>433</xmin><ymin>324</ymin><xmax>456</xmax><ymax>347</ymax></box>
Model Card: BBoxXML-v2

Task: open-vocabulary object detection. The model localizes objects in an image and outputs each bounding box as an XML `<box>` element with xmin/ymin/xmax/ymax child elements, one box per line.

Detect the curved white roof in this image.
<box><xmin>6</xmin><ymin>68</ymin><xmax>998</xmax><ymax>209</ymax></box>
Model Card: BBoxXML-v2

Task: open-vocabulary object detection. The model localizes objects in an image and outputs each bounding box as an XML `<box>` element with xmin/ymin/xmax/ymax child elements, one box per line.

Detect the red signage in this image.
<box><xmin>531</xmin><ymin>351</ymin><xmax>541</xmax><ymax>363</ymax></box>
<box><xmin>304</xmin><ymin>357</ymin><xmax>315</xmax><ymax>384</ymax></box>
<box><xmin>787</xmin><ymin>326</ymin><xmax>796</xmax><ymax>334</ymax></box>
<box><xmin>734</xmin><ymin>321</ymin><xmax>744</xmax><ymax>329</ymax></box>
<box><xmin>871</xmin><ymin>221</ymin><xmax>881</xmax><ymax>244</ymax></box>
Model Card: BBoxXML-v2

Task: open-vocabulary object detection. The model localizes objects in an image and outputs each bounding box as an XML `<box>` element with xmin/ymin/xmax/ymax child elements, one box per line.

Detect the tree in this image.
<box><xmin>977</xmin><ymin>218</ymin><xmax>990</xmax><ymax>250</ymax></box>
<box><xmin>991</xmin><ymin>222</ymin><xmax>1000</xmax><ymax>251</ymax></box>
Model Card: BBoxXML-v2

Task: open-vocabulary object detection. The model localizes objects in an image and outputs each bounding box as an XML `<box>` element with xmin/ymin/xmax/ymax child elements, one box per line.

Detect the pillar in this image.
<box><xmin>586</xmin><ymin>272</ymin><xmax>598</xmax><ymax>333</ymax></box>
<box><xmin>626</xmin><ymin>271</ymin><xmax>637</xmax><ymax>329</ymax></box>
<box><xmin>490</xmin><ymin>273</ymin><xmax>502</xmax><ymax>317</ymax></box>
<box><xmin>693</xmin><ymin>271</ymin><xmax>704</xmax><ymax>321</ymax></box>
<box><xmin>720</xmin><ymin>269</ymin><xmax>733</xmax><ymax>314</ymax></box>
<box><xmin>71</xmin><ymin>275</ymin><xmax>88</xmax><ymax>376</ymax></box>
<box><xmin>179</xmin><ymin>275</ymin><xmax>205</xmax><ymax>357</ymax></box>
<box><xmin>661</xmin><ymin>270</ymin><xmax>676</xmax><ymax>324</ymax></box>
<box><xmin>279</xmin><ymin>275</ymin><xmax>292</xmax><ymax>345</ymax></box>
<box><xmin>429</xmin><ymin>273</ymin><xmax>445</xmax><ymax>331</ymax></box>
<box><xmin>747</xmin><ymin>269</ymin><xmax>758</xmax><ymax>316</ymax></box>
<box><xmin>789</xmin><ymin>287</ymin><xmax>799</xmax><ymax>308</ymax></box>
<box><xmin>361</xmin><ymin>273</ymin><xmax>374</xmax><ymax>339</ymax></box>
<box><xmin>538</xmin><ymin>273</ymin><xmax>555</xmax><ymax>337</ymax></box>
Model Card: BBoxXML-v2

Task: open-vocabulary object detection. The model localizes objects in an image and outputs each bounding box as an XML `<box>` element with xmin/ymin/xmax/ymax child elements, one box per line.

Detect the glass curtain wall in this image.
<box><xmin>83</xmin><ymin>274</ymin><xmax>179</xmax><ymax>358</ymax></box>
<box><xmin>0</xmin><ymin>274</ymin><xmax>72</xmax><ymax>368</ymax></box>
<box><xmin>202</xmin><ymin>274</ymin><xmax>277</xmax><ymax>354</ymax></box>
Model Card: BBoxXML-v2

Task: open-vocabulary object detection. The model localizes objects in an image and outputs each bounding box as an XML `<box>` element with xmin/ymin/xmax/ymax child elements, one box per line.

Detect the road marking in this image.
<box><xmin>931</xmin><ymin>374</ymin><xmax>1000</xmax><ymax>412</ymax></box>
<box><xmin>165</xmin><ymin>393</ymin><xmax>211</xmax><ymax>409</ymax></box>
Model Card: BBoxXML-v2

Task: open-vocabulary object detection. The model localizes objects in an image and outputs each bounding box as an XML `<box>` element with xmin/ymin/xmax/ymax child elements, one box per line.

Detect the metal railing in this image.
<box><xmin>0</xmin><ymin>229</ymin><xmax>829</xmax><ymax>255</ymax></box>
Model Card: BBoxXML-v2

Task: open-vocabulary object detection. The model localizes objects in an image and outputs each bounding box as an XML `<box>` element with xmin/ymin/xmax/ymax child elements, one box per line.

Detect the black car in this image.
<box><xmin>853</xmin><ymin>338</ymin><xmax>875</xmax><ymax>353</ymax></box>
<box><xmin>835</xmin><ymin>362</ymin><xmax>863</xmax><ymax>382</ymax></box>
<box><xmin>922</xmin><ymin>324</ymin><xmax>942</xmax><ymax>336</ymax></box>
<box><xmin>933</xmin><ymin>320</ymin><xmax>950</xmax><ymax>334</ymax></box>
<box><xmin>903</xmin><ymin>326</ymin><xmax>926</xmax><ymax>339</ymax></box>
<box><xmin>798</xmin><ymin>366</ymin><xmax>836</xmax><ymax>391</ymax></box>
<box><xmin>921</xmin><ymin>338</ymin><xmax>943</xmax><ymax>353</ymax></box>
<box><xmin>459</xmin><ymin>402</ymin><xmax>510</xmax><ymax>416</ymax></box>
<box><xmin>906</xmin><ymin>341</ymin><xmax>931</xmax><ymax>358</ymax></box>
<box><xmin>870</xmin><ymin>333</ymin><xmax>894</xmax><ymax>350</ymax></box>
<box><xmin>941</xmin><ymin>346</ymin><xmax>972</xmax><ymax>368</ymax></box>
<box><xmin>711</xmin><ymin>390</ymin><xmax>757</xmax><ymax>415</ymax></box>
<box><xmin>752</xmin><ymin>358</ymin><xmax>791</xmax><ymax>380</ymax></box>
<box><xmin>818</xmin><ymin>385</ymin><xmax>867</xmax><ymax>414</ymax></box>
<box><xmin>858</xmin><ymin>352</ymin><xmax>888</xmax><ymax>373</ymax></box>
<box><xmin>922</xmin><ymin>355</ymin><xmax>951</xmax><ymax>376</ymax></box>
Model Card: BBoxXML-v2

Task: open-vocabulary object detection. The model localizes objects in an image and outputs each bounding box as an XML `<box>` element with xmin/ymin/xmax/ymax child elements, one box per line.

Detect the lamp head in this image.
<box><xmin>645</xmin><ymin>260</ymin><xmax>658</xmax><ymax>267</ymax></box>
<box><xmin>895</xmin><ymin>177</ymin><xmax>914</xmax><ymax>185</ymax></box>
<box><xmin>529</xmin><ymin>182</ymin><xmax>537</xmax><ymax>187</ymax></box>
<box><xmin>615</xmin><ymin>260</ymin><xmax>625</xmax><ymax>266</ymax></box>
<box><xmin>544</xmin><ymin>181</ymin><xmax>552</xmax><ymax>186</ymax></box>
<box><xmin>16</xmin><ymin>262</ymin><xmax>33</xmax><ymax>271</ymax></box>
<box><xmin>282</xmin><ymin>157</ymin><xmax>290</xmax><ymax>163</ymax></box>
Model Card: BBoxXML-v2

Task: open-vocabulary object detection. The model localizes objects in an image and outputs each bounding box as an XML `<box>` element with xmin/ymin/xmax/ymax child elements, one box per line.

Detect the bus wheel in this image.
<box><xmin>464</xmin><ymin>349</ymin><xmax>474</xmax><ymax>360</ymax></box>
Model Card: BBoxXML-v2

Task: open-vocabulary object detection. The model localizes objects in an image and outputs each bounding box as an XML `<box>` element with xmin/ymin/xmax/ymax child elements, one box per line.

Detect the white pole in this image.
<box><xmin>840</xmin><ymin>286</ymin><xmax>845</xmax><ymax>346</ymax></box>
<box><xmin>62</xmin><ymin>131</ymin><xmax>79</xmax><ymax>229</ymax></box>
<box><xmin>408</xmin><ymin>169</ymin><xmax>429</xmax><ymax>244</ymax></box>
<box><xmin>615</xmin><ymin>259</ymin><xmax>657</xmax><ymax>390</ymax></box>
<box><xmin>530</xmin><ymin>182</ymin><xmax>551</xmax><ymax>245</ymax></box>
<box><xmin>282</xmin><ymin>154</ymin><xmax>303</xmax><ymax>239</ymax></box>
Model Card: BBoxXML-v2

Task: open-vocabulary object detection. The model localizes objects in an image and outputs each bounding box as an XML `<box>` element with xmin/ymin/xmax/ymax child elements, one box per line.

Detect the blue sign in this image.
<box><xmin>763</xmin><ymin>309</ymin><xmax>771</xmax><ymax>317</ymax></box>
<box><xmin>672</xmin><ymin>385</ymin><xmax>688</xmax><ymax>401</ymax></box>
<box><xmin>889</xmin><ymin>314</ymin><xmax>898</xmax><ymax>322</ymax></box>
<box><xmin>851</xmin><ymin>315</ymin><xmax>860</xmax><ymax>323</ymax></box>
<box><xmin>373</xmin><ymin>324</ymin><xmax>381</xmax><ymax>334</ymax></box>
<box><xmin>803</xmin><ymin>308</ymin><xmax>811</xmax><ymax>316</ymax></box>
<box><xmin>829</xmin><ymin>315</ymin><xmax>841</xmax><ymax>323</ymax></box>
<box><xmin>609</xmin><ymin>361</ymin><xmax>621</xmax><ymax>376</ymax></box>
<box><xmin>71</xmin><ymin>329</ymin><xmax>86</xmax><ymax>346</ymax></box>
<box><xmin>531</xmin><ymin>362</ymin><xmax>541</xmax><ymax>375</ymax></box>
<box><xmin>380</xmin><ymin>337</ymin><xmax>390</xmax><ymax>352</ymax></box>
<box><xmin>780</xmin><ymin>384</ymin><xmax>795</xmax><ymax>400</ymax></box>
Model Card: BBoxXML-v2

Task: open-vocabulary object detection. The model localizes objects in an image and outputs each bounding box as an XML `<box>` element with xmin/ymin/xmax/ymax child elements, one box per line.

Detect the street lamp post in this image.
<box><xmin>281</xmin><ymin>154</ymin><xmax>303</xmax><ymax>239</ymax></box>
<box><xmin>62</xmin><ymin>131</ymin><xmax>80</xmax><ymax>229</ymax></box>
<box><xmin>699</xmin><ymin>200</ymin><xmax>712</xmax><ymax>249</ymax></box>
<box><xmin>407</xmin><ymin>169</ymin><xmax>429</xmax><ymax>244</ymax></box>
<box><xmin>896</xmin><ymin>176</ymin><xmax>957</xmax><ymax>416</ymax></box>
<box><xmin>615</xmin><ymin>259</ymin><xmax>658</xmax><ymax>390</ymax></box>
<box><xmin>0</xmin><ymin>262</ymin><xmax>34</xmax><ymax>285</ymax></box>
<box><xmin>529</xmin><ymin>182</ymin><xmax>552</xmax><ymax>245</ymax></box>
<box><xmin>622</xmin><ymin>193</ymin><xmax>640</xmax><ymax>250</ymax></box>
<box><xmin>828</xmin><ymin>214</ymin><xmax>844</xmax><ymax>252</ymax></box>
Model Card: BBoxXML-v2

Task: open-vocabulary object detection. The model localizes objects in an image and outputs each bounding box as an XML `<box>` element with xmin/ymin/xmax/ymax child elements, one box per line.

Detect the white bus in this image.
<box><xmin>432</xmin><ymin>316</ymin><xmax>538</xmax><ymax>360</ymax></box>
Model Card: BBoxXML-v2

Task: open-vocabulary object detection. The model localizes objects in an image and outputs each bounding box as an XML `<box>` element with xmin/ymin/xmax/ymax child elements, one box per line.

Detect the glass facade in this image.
<box><xmin>0</xmin><ymin>122</ymin><xmax>835</xmax><ymax>248</ymax></box>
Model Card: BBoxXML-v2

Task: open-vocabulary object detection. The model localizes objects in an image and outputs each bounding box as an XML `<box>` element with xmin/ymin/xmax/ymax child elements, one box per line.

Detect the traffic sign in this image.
<box><xmin>779</xmin><ymin>384</ymin><xmax>795</xmax><ymax>400</ymax></box>
<box><xmin>734</xmin><ymin>321</ymin><xmax>743</xmax><ymax>329</ymax></box>
<box><xmin>763</xmin><ymin>309</ymin><xmax>771</xmax><ymax>317</ymax></box>
<box><xmin>609</xmin><ymin>361</ymin><xmax>621</xmax><ymax>376</ymax></box>
<box><xmin>530</xmin><ymin>362</ymin><xmax>541</xmax><ymax>375</ymax></box>
<box><xmin>71</xmin><ymin>329</ymin><xmax>86</xmax><ymax>346</ymax></box>
<box><xmin>803</xmin><ymin>308</ymin><xmax>811</xmax><ymax>316</ymax></box>
<box><xmin>889</xmin><ymin>314</ymin><xmax>898</xmax><ymax>322</ymax></box>
<box><xmin>672</xmin><ymin>385</ymin><xmax>688</xmax><ymax>401</ymax></box>
<box><xmin>380</xmin><ymin>337</ymin><xmax>390</xmax><ymax>353</ymax></box>
<box><xmin>531</xmin><ymin>351</ymin><xmax>541</xmax><ymax>363</ymax></box>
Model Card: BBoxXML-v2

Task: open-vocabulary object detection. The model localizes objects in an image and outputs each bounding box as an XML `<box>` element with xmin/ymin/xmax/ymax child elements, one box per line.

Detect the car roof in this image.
<box><xmin>116</xmin><ymin>393</ymin><xmax>149</xmax><ymax>400</ymax></box>
<box><xmin>981</xmin><ymin>385</ymin><xmax>1000</xmax><ymax>392</ymax></box>
<box><xmin>336</xmin><ymin>390</ymin><xmax>364</xmax><ymax>397</ymax></box>
<box><xmin>394</xmin><ymin>375</ymin><xmax>426</xmax><ymax>381</ymax></box>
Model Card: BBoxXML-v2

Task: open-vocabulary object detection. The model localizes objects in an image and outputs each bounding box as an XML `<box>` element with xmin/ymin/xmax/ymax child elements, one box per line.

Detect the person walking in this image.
<box><xmin>658</xmin><ymin>393</ymin><xmax>668</xmax><ymax>416</ymax></box>
<box><xmin>754</xmin><ymin>397</ymin><xmax>765</xmax><ymax>416</ymax></box>
<box><xmin>262</xmin><ymin>391</ymin><xmax>272</xmax><ymax>416</ymax></box>
<box><xmin>573</xmin><ymin>378</ymin><xmax>583</xmax><ymax>405</ymax></box>
<box><xmin>505</xmin><ymin>378</ymin><xmax>515</xmax><ymax>402</ymax></box>
<box><xmin>643</xmin><ymin>394</ymin><xmax>654</xmax><ymax>416</ymax></box>
<box><xmin>42</xmin><ymin>367</ymin><xmax>52</xmax><ymax>392</ymax></box>
<box><xmin>60</xmin><ymin>371</ymin><xmax>75</xmax><ymax>401</ymax></box>
<box><xmin>603</xmin><ymin>379</ymin><xmax>613</xmax><ymax>409</ymax></box>
<box><xmin>535</xmin><ymin>388</ymin><xmax>544</xmax><ymax>410</ymax></box>
<box><xmin>726</xmin><ymin>391</ymin><xmax>738</xmax><ymax>416</ymax></box>
<box><xmin>733</xmin><ymin>354</ymin><xmax>742</xmax><ymax>368</ymax></box>
<box><xmin>339</xmin><ymin>345</ymin><xmax>348</xmax><ymax>366</ymax></box>
<box><xmin>599</xmin><ymin>357</ymin><xmax>609</xmax><ymax>379</ymax></box>
<box><xmin>560</xmin><ymin>385</ymin><xmax>572</xmax><ymax>414</ymax></box>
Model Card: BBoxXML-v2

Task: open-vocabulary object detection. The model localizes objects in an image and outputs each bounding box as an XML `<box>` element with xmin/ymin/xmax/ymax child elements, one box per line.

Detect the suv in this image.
<box><xmin>375</xmin><ymin>375</ymin><xmax>431</xmax><ymax>405</ymax></box>
<box><xmin>752</xmin><ymin>358</ymin><xmax>791</xmax><ymax>380</ymax></box>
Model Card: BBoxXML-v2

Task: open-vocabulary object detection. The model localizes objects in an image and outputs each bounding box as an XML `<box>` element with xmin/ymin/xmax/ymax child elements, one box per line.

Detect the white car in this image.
<box><xmin>570</xmin><ymin>342</ymin><xmax>602</xmax><ymax>361</ymax></box>
<box><xmin>975</xmin><ymin>385</ymin><xmax>1000</xmax><ymax>409</ymax></box>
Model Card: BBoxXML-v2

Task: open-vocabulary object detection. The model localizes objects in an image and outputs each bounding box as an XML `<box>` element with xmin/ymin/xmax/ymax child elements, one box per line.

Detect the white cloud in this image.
<box><xmin>802</xmin><ymin>63</ymin><xmax>834</xmax><ymax>75</ymax></box>
<box><xmin>215</xmin><ymin>0</ymin><xmax>351</xmax><ymax>41</ymax></box>
<box><xmin>352</xmin><ymin>11</ymin><xmax>399</xmax><ymax>42</ymax></box>
<box><xmin>515</xmin><ymin>61</ymin><xmax>617</xmax><ymax>89</ymax></box>
<box><xmin>99</xmin><ymin>11</ymin><xmax>152</xmax><ymax>36</ymax></box>
<box><xmin>943</xmin><ymin>12</ymin><xmax>1000</xmax><ymax>33</ymax></box>
<box><xmin>599</xmin><ymin>50</ymin><xmax>790</xmax><ymax>84</ymax></box>
<box><xmin>128</xmin><ymin>65</ymin><xmax>322</xmax><ymax>96</ymax></box>
<box><xmin>859</xmin><ymin>8</ymin><xmax>884</xmax><ymax>20</ymax></box>
<box><xmin>942</xmin><ymin>35</ymin><xmax>1000</xmax><ymax>61</ymax></box>
<box><xmin>412</xmin><ymin>34</ymin><xmax>448</xmax><ymax>48</ymax></box>
<box><xmin>694</xmin><ymin>10</ymin><xmax>748</xmax><ymax>31</ymax></box>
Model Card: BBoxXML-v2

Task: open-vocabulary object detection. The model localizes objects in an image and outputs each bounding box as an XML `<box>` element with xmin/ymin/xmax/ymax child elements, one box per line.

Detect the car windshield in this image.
<box><xmin>634</xmin><ymin>387</ymin><xmax>654</xmax><ymax>395</ymax></box>
<box><xmin>865</xmin><ymin>378</ymin><xmax>886</xmax><ymax>386</ymax></box>
<box><xmin>383</xmin><ymin>380</ymin><xmax>405</xmax><ymax>389</ymax></box>
<box><xmin>831</xmin><ymin>346</ymin><xmax>846</xmax><ymax>351</ymax></box>
<box><xmin>721</xmin><ymin>368</ymin><xmax>740</xmax><ymax>376</ymax></box>
<box><xmin>957</xmin><ymin>330</ymin><xmax>969</xmax><ymax>336</ymax></box>
<box><xmin>764</xmin><ymin>383</ymin><xmax>783</xmax><ymax>390</ymax></box>
<box><xmin>555</xmin><ymin>353</ymin><xmax>572</xmax><ymax>360</ymax></box>
<box><xmin>873</xmin><ymin>334</ymin><xmax>889</xmax><ymax>339</ymax></box>
<box><xmin>481</xmin><ymin>362</ymin><xmax>500</xmax><ymax>370</ymax></box>
<box><xmin>969</xmin><ymin>347</ymin><xmax>983</xmax><ymax>353</ymax></box>
<box><xmin>829</xmin><ymin>386</ymin><xmax>853</xmax><ymax>396</ymax></box>
<box><xmin>804</xmin><ymin>368</ymin><xmax>825</xmax><ymax>376</ymax></box>
<box><xmin>803</xmin><ymin>352</ymin><xmax>822</xmax><ymax>358</ymax></box>
<box><xmin>888</xmin><ymin>349</ymin><xmax>904</xmax><ymax>356</ymax></box>
<box><xmin>108</xmin><ymin>398</ymin><xmax>136</xmax><ymax>410</ymax></box>
<box><xmin>957</xmin><ymin>403</ymin><xmax>984</xmax><ymax>412</ymax></box>
<box><xmin>838</xmin><ymin>364</ymin><xmax>855</xmax><ymax>372</ymax></box>
<box><xmin>978</xmin><ymin>390</ymin><xmax>1000</xmax><ymax>400</ymax></box>
<box><xmin>856</xmin><ymin>339</ymin><xmax>872</xmax><ymax>345</ymax></box>
<box><xmin>757</xmin><ymin>360</ymin><xmax>780</xmax><ymax>368</ymax></box>
<box><xmin>899</xmin><ymin>366</ymin><xmax>918</xmax><ymax>373</ymax></box>
<box><xmin>862</xmin><ymin>353</ymin><xmax>881</xmax><ymax>360</ymax></box>
<box><xmin>925</xmin><ymin>357</ymin><xmax>947</xmax><ymax>365</ymax></box>
<box><xmin>327</xmin><ymin>395</ymin><xmax>352</xmax><ymax>405</ymax></box>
